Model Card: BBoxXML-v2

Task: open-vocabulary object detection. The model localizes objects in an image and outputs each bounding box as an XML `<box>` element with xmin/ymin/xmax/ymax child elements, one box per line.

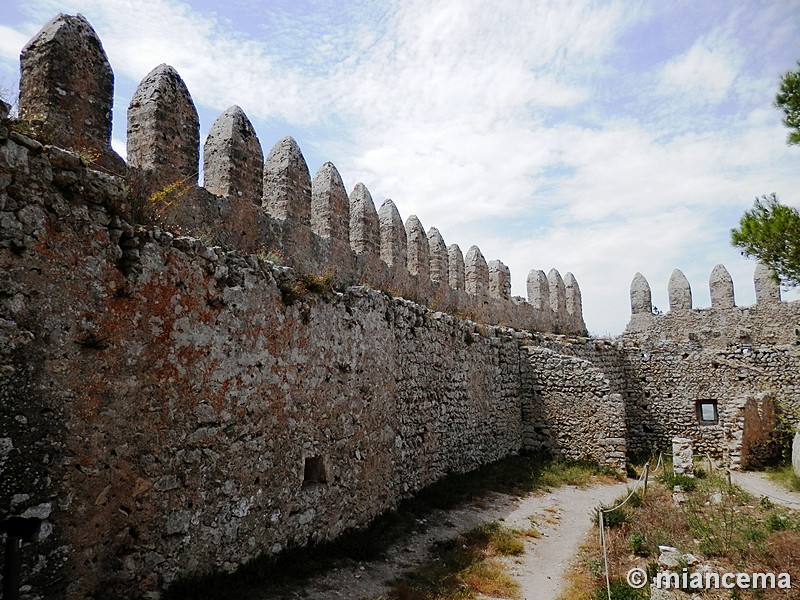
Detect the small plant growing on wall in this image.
<box><xmin>128</xmin><ymin>172</ymin><xmax>197</xmax><ymax>228</ymax></box>
<box><xmin>256</xmin><ymin>247</ymin><xmax>284</xmax><ymax>266</ymax></box>
<box><xmin>300</xmin><ymin>269</ymin><xmax>336</xmax><ymax>294</ymax></box>
<box><xmin>69</xmin><ymin>145</ymin><xmax>103</xmax><ymax>167</ymax></box>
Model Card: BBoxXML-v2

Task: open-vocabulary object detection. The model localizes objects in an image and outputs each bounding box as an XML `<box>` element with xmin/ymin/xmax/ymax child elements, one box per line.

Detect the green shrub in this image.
<box><xmin>626</xmin><ymin>531</ymin><xmax>647</xmax><ymax>556</ymax></box>
<box><xmin>659</xmin><ymin>472</ymin><xmax>697</xmax><ymax>492</ymax></box>
<box><xmin>597</xmin><ymin>507</ymin><xmax>627</xmax><ymax>528</ymax></box>
<box><xmin>593</xmin><ymin>579</ymin><xmax>648</xmax><ymax>600</ymax></box>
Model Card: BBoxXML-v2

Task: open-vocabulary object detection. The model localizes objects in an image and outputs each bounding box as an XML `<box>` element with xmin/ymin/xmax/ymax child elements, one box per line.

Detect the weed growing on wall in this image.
<box><xmin>279</xmin><ymin>270</ymin><xmax>337</xmax><ymax>305</ymax></box>
<box><xmin>128</xmin><ymin>172</ymin><xmax>197</xmax><ymax>228</ymax></box>
<box><xmin>256</xmin><ymin>247</ymin><xmax>284</xmax><ymax>265</ymax></box>
<box><xmin>9</xmin><ymin>112</ymin><xmax>52</xmax><ymax>144</ymax></box>
<box><xmin>68</xmin><ymin>145</ymin><xmax>103</xmax><ymax>167</ymax></box>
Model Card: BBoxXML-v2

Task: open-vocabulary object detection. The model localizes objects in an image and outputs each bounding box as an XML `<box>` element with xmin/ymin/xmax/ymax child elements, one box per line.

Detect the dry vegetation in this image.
<box><xmin>387</xmin><ymin>521</ymin><xmax>526</xmax><ymax>600</ymax></box>
<box><xmin>380</xmin><ymin>459</ymin><xmax>620</xmax><ymax>600</ymax></box>
<box><xmin>560</xmin><ymin>467</ymin><xmax>800</xmax><ymax>600</ymax></box>
<box><xmin>766</xmin><ymin>464</ymin><xmax>800</xmax><ymax>493</ymax></box>
<box><xmin>164</xmin><ymin>454</ymin><xmax>619</xmax><ymax>600</ymax></box>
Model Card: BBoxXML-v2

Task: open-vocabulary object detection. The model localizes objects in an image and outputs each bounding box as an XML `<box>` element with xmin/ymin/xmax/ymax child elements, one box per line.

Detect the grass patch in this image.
<box><xmin>765</xmin><ymin>463</ymin><xmax>800</xmax><ymax>493</ymax></box>
<box><xmin>538</xmin><ymin>459</ymin><xmax>618</xmax><ymax>489</ymax></box>
<box><xmin>387</xmin><ymin>522</ymin><xmax>523</xmax><ymax>600</ymax></box>
<box><xmin>300</xmin><ymin>269</ymin><xmax>336</xmax><ymax>294</ymax></box>
<box><xmin>278</xmin><ymin>270</ymin><xmax>338</xmax><ymax>305</ymax></box>
<box><xmin>164</xmin><ymin>453</ymin><xmax>617</xmax><ymax>599</ymax></box>
<box><xmin>256</xmin><ymin>247</ymin><xmax>284</xmax><ymax>266</ymax></box>
<box><xmin>562</xmin><ymin>469</ymin><xmax>800</xmax><ymax>600</ymax></box>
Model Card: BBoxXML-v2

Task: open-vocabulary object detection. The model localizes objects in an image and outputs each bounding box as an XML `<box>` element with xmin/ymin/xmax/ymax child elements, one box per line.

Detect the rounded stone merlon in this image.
<box><xmin>526</xmin><ymin>269</ymin><xmax>550</xmax><ymax>311</ymax></box>
<box><xmin>709</xmin><ymin>264</ymin><xmax>735</xmax><ymax>309</ymax></box>
<box><xmin>464</xmin><ymin>245</ymin><xmax>489</xmax><ymax>297</ymax></box>
<box><xmin>667</xmin><ymin>268</ymin><xmax>692</xmax><ymax>311</ymax></box>
<box><xmin>127</xmin><ymin>64</ymin><xmax>200</xmax><ymax>184</ymax></box>
<box><xmin>564</xmin><ymin>272</ymin><xmax>582</xmax><ymax>317</ymax></box>
<box><xmin>203</xmin><ymin>105</ymin><xmax>263</xmax><ymax>202</ymax></box>
<box><xmin>753</xmin><ymin>262</ymin><xmax>781</xmax><ymax>304</ymax></box>
<box><xmin>405</xmin><ymin>215</ymin><xmax>430</xmax><ymax>280</ymax></box>
<box><xmin>447</xmin><ymin>244</ymin><xmax>465</xmax><ymax>291</ymax></box>
<box><xmin>378</xmin><ymin>199</ymin><xmax>407</xmax><ymax>268</ymax></box>
<box><xmin>427</xmin><ymin>227</ymin><xmax>448</xmax><ymax>284</ymax></box>
<box><xmin>311</xmin><ymin>161</ymin><xmax>349</xmax><ymax>242</ymax></box>
<box><xmin>630</xmin><ymin>272</ymin><xmax>652</xmax><ymax>315</ymax></box>
<box><xmin>488</xmin><ymin>260</ymin><xmax>511</xmax><ymax>301</ymax></box>
<box><xmin>262</xmin><ymin>136</ymin><xmax>311</xmax><ymax>223</ymax></box>
<box><xmin>548</xmin><ymin>269</ymin><xmax>566</xmax><ymax>315</ymax></box>
<box><xmin>349</xmin><ymin>182</ymin><xmax>379</xmax><ymax>255</ymax></box>
<box><xmin>19</xmin><ymin>13</ymin><xmax>115</xmax><ymax>156</ymax></box>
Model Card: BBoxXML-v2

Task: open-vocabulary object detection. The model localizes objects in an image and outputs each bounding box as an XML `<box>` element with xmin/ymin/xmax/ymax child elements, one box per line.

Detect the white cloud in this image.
<box><xmin>0</xmin><ymin>25</ymin><xmax>29</xmax><ymax>64</ymax></box>
<box><xmin>658</xmin><ymin>36</ymin><xmax>740</xmax><ymax>105</ymax></box>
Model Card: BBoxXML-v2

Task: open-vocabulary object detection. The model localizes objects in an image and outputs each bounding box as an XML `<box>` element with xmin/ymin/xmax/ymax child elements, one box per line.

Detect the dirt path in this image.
<box><xmin>499</xmin><ymin>481</ymin><xmax>629</xmax><ymax>600</ymax></box>
<box><xmin>730</xmin><ymin>471</ymin><xmax>800</xmax><ymax>509</ymax></box>
<box><xmin>266</xmin><ymin>479</ymin><xmax>630</xmax><ymax>600</ymax></box>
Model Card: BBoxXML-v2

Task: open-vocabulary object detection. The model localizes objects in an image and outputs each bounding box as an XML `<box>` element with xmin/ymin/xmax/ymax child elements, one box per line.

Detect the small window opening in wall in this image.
<box><xmin>303</xmin><ymin>456</ymin><xmax>327</xmax><ymax>486</ymax></box>
<box><xmin>696</xmin><ymin>400</ymin><xmax>718</xmax><ymax>425</ymax></box>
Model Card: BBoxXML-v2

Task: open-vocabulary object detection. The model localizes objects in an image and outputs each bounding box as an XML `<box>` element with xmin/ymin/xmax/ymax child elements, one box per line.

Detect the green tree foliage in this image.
<box><xmin>731</xmin><ymin>194</ymin><xmax>800</xmax><ymax>287</ymax></box>
<box><xmin>775</xmin><ymin>60</ymin><xmax>800</xmax><ymax>145</ymax></box>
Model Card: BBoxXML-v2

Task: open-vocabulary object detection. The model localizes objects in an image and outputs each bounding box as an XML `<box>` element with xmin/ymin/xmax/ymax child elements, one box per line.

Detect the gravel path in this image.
<box><xmin>265</xmin><ymin>479</ymin><xmax>630</xmax><ymax>600</ymax></box>
<box><xmin>500</xmin><ymin>480</ymin><xmax>629</xmax><ymax>600</ymax></box>
<box><xmin>730</xmin><ymin>471</ymin><xmax>800</xmax><ymax>509</ymax></box>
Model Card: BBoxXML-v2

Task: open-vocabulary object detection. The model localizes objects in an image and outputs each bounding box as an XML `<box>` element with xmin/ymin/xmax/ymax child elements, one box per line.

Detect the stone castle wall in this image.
<box><xmin>620</xmin><ymin>268</ymin><xmax>800</xmax><ymax>465</ymax></box>
<box><xmin>0</xmin><ymin>124</ymin><xmax>526</xmax><ymax>596</ymax></box>
<box><xmin>521</xmin><ymin>344</ymin><xmax>627</xmax><ymax>472</ymax></box>
<box><xmin>0</xmin><ymin>14</ymin><xmax>615</xmax><ymax>599</ymax></box>
<box><xmin>10</xmin><ymin>12</ymin><xmax>588</xmax><ymax>337</ymax></box>
<box><xmin>3</xmin><ymin>11</ymin><xmax>800</xmax><ymax>600</ymax></box>
<box><xmin>624</xmin><ymin>265</ymin><xmax>800</xmax><ymax>347</ymax></box>
<box><xmin>0</xmin><ymin>122</ymin><xmax>623</xmax><ymax>598</ymax></box>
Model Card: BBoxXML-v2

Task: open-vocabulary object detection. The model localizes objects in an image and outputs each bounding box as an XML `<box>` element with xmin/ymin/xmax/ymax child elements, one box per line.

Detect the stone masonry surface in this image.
<box><xmin>2</xmin><ymin>11</ymin><xmax>800</xmax><ymax>600</ymax></box>
<box><xmin>0</xmin><ymin>127</ymin><xmax>529</xmax><ymax>596</ymax></box>
<box><xmin>0</xmin><ymin>14</ymin><xmax>606</xmax><ymax>599</ymax></box>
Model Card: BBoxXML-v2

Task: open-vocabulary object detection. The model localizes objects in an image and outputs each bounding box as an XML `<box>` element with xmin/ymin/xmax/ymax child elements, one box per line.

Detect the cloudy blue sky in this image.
<box><xmin>1</xmin><ymin>0</ymin><xmax>799</xmax><ymax>335</ymax></box>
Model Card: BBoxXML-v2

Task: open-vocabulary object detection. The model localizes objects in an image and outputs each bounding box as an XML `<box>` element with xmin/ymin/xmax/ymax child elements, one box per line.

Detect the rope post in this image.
<box><xmin>642</xmin><ymin>463</ymin><xmax>649</xmax><ymax>497</ymax></box>
<box><xmin>599</xmin><ymin>509</ymin><xmax>612</xmax><ymax>600</ymax></box>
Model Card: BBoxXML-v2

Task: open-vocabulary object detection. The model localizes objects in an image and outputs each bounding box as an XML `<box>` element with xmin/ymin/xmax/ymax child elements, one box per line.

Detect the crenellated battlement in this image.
<box><xmin>11</xmin><ymin>12</ymin><xmax>586</xmax><ymax>335</ymax></box>
<box><xmin>624</xmin><ymin>264</ymin><xmax>800</xmax><ymax>346</ymax></box>
<box><xmin>7</xmin><ymin>13</ymin><xmax>800</xmax><ymax>600</ymax></box>
<box><xmin>203</xmin><ymin>105</ymin><xmax>264</xmax><ymax>203</ymax></box>
<box><xmin>127</xmin><ymin>63</ymin><xmax>199</xmax><ymax>189</ymax></box>
<box><xmin>18</xmin><ymin>13</ymin><xmax>125</xmax><ymax>175</ymax></box>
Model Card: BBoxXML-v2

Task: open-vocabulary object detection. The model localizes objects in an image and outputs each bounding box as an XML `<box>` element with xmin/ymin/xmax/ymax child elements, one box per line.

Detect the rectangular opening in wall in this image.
<box><xmin>696</xmin><ymin>400</ymin><xmax>718</xmax><ymax>425</ymax></box>
<box><xmin>303</xmin><ymin>456</ymin><xmax>327</xmax><ymax>486</ymax></box>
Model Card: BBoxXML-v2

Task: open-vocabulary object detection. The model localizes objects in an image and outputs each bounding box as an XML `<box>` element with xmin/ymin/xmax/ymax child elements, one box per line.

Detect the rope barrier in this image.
<box><xmin>597</xmin><ymin>462</ymin><xmax>650</xmax><ymax>600</ymax></box>
<box><xmin>599</xmin><ymin>510</ymin><xmax>611</xmax><ymax>600</ymax></box>
<box><xmin>653</xmin><ymin>452</ymin><xmax>664</xmax><ymax>475</ymax></box>
<box><xmin>597</xmin><ymin>451</ymin><xmax>799</xmax><ymax>600</ymax></box>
